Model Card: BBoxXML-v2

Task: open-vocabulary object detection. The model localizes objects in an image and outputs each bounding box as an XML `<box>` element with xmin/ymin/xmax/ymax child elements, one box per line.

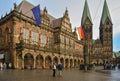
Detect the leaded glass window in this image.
<box><xmin>70</xmin><ymin>39</ymin><xmax>73</xmax><ymax>46</ymax></box>
<box><xmin>40</xmin><ymin>34</ymin><xmax>47</xmax><ymax>47</ymax></box>
<box><xmin>66</xmin><ymin>37</ymin><xmax>69</xmax><ymax>45</ymax></box>
<box><xmin>31</xmin><ymin>31</ymin><xmax>38</xmax><ymax>44</ymax></box>
<box><xmin>23</xmin><ymin>28</ymin><xmax>29</xmax><ymax>43</ymax></box>
<box><xmin>60</xmin><ymin>35</ymin><xmax>64</xmax><ymax>43</ymax></box>
<box><xmin>6</xmin><ymin>28</ymin><xmax>10</xmax><ymax>43</ymax></box>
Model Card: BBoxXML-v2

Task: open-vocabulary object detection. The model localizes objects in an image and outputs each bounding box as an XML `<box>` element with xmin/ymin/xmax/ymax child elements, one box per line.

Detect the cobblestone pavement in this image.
<box><xmin>0</xmin><ymin>68</ymin><xmax>120</xmax><ymax>81</ymax></box>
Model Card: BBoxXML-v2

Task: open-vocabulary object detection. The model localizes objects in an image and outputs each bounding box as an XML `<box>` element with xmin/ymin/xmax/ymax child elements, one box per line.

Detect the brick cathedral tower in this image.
<box><xmin>81</xmin><ymin>0</ymin><xmax>113</xmax><ymax>66</ymax></box>
<box><xmin>100</xmin><ymin>0</ymin><xmax>113</xmax><ymax>63</ymax></box>
<box><xmin>81</xmin><ymin>0</ymin><xmax>93</xmax><ymax>68</ymax></box>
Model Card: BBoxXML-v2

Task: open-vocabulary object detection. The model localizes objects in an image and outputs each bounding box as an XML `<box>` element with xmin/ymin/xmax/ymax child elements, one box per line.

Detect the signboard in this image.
<box><xmin>0</xmin><ymin>54</ymin><xmax>4</xmax><ymax>59</ymax></box>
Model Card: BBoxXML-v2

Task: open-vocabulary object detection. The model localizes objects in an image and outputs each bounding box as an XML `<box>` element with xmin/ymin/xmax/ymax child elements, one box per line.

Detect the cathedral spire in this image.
<box><xmin>81</xmin><ymin>0</ymin><xmax>92</xmax><ymax>25</ymax></box>
<box><xmin>100</xmin><ymin>0</ymin><xmax>112</xmax><ymax>24</ymax></box>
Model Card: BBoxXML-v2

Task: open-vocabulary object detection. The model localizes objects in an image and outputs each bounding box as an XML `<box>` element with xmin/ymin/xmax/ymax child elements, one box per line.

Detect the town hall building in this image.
<box><xmin>0</xmin><ymin>0</ymin><xmax>112</xmax><ymax>69</ymax></box>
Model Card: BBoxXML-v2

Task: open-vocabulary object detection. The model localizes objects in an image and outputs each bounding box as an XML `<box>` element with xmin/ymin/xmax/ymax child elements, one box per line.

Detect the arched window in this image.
<box><xmin>0</xmin><ymin>28</ymin><xmax>2</xmax><ymax>44</ymax></box>
<box><xmin>60</xmin><ymin>35</ymin><xmax>64</xmax><ymax>43</ymax></box>
<box><xmin>5</xmin><ymin>28</ymin><xmax>10</xmax><ymax>43</ymax></box>
<box><xmin>23</xmin><ymin>28</ymin><xmax>29</xmax><ymax>43</ymax></box>
<box><xmin>66</xmin><ymin>37</ymin><xmax>69</xmax><ymax>45</ymax></box>
<box><xmin>31</xmin><ymin>31</ymin><xmax>38</xmax><ymax>44</ymax></box>
<box><xmin>106</xmin><ymin>21</ymin><xmax>109</xmax><ymax>25</ymax></box>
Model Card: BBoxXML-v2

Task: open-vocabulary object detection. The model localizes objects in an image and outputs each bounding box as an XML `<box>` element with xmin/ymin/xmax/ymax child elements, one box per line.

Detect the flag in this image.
<box><xmin>32</xmin><ymin>5</ymin><xmax>41</xmax><ymax>26</ymax></box>
<box><xmin>78</xmin><ymin>26</ymin><xmax>84</xmax><ymax>39</ymax></box>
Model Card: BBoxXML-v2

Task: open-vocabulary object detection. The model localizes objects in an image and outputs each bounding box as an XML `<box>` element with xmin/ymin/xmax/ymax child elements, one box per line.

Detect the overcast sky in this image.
<box><xmin>0</xmin><ymin>0</ymin><xmax>120</xmax><ymax>52</ymax></box>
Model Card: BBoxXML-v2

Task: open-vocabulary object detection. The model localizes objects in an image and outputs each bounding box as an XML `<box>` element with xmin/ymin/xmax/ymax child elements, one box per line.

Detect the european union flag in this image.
<box><xmin>32</xmin><ymin>5</ymin><xmax>41</xmax><ymax>26</ymax></box>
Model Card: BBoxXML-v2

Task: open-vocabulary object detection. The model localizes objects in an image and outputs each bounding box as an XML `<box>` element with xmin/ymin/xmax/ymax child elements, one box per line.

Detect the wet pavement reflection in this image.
<box><xmin>0</xmin><ymin>68</ymin><xmax>120</xmax><ymax>81</ymax></box>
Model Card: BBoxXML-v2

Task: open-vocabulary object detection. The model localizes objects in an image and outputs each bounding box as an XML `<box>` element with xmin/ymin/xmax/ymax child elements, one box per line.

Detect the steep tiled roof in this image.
<box><xmin>16</xmin><ymin>0</ymin><xmax>34</xmax><ymax>18</ymax></box>
<box><xmin>51</xmin><ymin>18</ymin><xmax>62</xmax><ymax>28</ymax></box>
<box><xmin>16</xmin><ymin>0</ymin><xmax>56</xmax><ymax>23</ymax></box>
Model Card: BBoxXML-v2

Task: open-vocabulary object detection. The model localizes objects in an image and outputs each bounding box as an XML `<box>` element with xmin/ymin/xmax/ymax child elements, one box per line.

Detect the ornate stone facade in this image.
<box><xmin>0</xmin><ymin>0</ymin><xmax>113</xmax><ymax>69</ymax></box>
<box><xmin>0</xmin><ymin>1</ymin><xmax>83</xmax><ymax>69</ymax></box>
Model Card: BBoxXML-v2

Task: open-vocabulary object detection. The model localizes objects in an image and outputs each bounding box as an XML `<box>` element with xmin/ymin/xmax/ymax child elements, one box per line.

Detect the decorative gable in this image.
<box><xmin>61</xmin><ymin>9</ymin><xmax>72</xmax><ymax>32</ymax></box>
<box><xmin>41</xmin><ymin>7</ymin><xmax>50</xmax><ymax>27</ymax></box>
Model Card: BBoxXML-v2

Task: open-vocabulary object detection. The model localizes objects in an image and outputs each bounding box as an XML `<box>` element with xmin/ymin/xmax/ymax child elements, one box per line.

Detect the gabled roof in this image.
<box><xmin>16</xmin><ymin>0</ymin><xmax>56</xmax><ymax>22</ymax></box>
<box><xmin>51</xmin><ymin>18</ymin><xmax>62</xmax><ymax>28</ymax></box>
<box><xmin>81</xmin><ymin>0</ymin><xmax>92</xmax><ymax>25</ymax></box>
<box><xmin>100</xmin><ymin>0</ymin><xmax>112</xmax><ymax>24</ymax></box>
<box><xmin>16</xmin><ymin>0</ymin><xmax>34</xmax><ymax>18</ymax></box>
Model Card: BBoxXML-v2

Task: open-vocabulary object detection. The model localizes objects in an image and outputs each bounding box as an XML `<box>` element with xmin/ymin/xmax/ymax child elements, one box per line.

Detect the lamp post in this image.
<box><xmin>84</xmin><ymin>44</ymin><xmax>88</xmax><ymax>71</ymax></box>
<box><xmin>88</xmin><ymin>46</ymin><xmax>91</xmax><ymax>70</ymax></box>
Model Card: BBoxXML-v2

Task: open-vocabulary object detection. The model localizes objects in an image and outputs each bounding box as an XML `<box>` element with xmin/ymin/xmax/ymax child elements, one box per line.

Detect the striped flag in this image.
<box><xmin>78</xmin><ymin>26</ymin><xmax>84</xmax><ymax>39</ymax></box>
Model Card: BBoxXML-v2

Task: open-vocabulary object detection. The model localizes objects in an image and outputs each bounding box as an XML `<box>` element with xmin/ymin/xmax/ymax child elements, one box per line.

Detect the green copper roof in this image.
<box><xmin>101</xmin><ymin>0</ymin><xmax>112</xmax><ymax>24</ymax></box>
<box><xmin>113</xmin><ymin>52</ymin><xmax>120</xmax><ymax>58</ymax></box>
<box><xmin>92</xmin><ymin>40</ymin><xmax>96</xmax><ymax>45</ymax></box>
<box><xmin>81</xmin><ymin>0</ymin><xmax>92</xmax><ymax>25</ymax></box>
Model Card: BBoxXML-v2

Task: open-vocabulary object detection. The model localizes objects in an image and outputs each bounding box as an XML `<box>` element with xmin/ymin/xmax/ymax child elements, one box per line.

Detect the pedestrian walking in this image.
<box><xmin>52</xmin><ymin>63</ymin><xmax>56</xmax><ymax>77</ymax></box>
<box><xmin>57</xmin><ymin>63</ymin><xmax>63</xmax><ymax>77</ymax></box>
<box><xmin>9</xmin><ymin>63</ymin><xmax>12</xmax><ymax>69</ymax></box>
<box><xmin>3</xmin><ymin>63</ymin><xmax>7</xmax><ymax>70</ymax></box>
<box><xmin>30</xmin><ymin>64</ymin><xmax>33</xmax><ymax>70</ymax></box>
<box><xmin>0</xmin><ymin>62</ymin><xmax>3</xmax><ymax>70</ymax></box>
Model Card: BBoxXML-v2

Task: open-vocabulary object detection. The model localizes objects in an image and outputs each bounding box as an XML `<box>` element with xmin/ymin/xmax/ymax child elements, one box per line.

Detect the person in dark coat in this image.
<box><xmin>57</xmin><ymin>63</ymin><xmax>63</xmax><ymax>77</ymax></box>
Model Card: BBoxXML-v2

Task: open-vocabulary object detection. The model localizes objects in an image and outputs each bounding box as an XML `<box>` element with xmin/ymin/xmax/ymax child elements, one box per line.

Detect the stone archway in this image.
<box><xmin>74</xmin><ymin>59</ymin><xmax>77</xmax><ymax>68</ymax></box>
<box><xmin>53</xmin><ymin>56</ymin><xmax>58</xmax><ymax>64</ymax></box>
<box><xmin>96</xmin><ymin>59</ymin><xmax>99</xmax><ymax>65</ymax></box>
<box><xmin>65</xmin><ymin>59</ymin><xmax>69</xmax><ymax>68</ymax></box>
<box><xmin>36</xmin><ymin>54</ymin><xmax>43</xmax><ymax>69</ymax></box>
<box><xmin>78</xmin><ymin>60</ymin><xmax>80</xmax><ymax>67</ymax></box>
<box><xmin>45</xmin><ymin>56</ymin><xmax>52</xmax><ymax>69</ymax></box>
<box><xmin>81</xmin><ymin>60</ymin><xmax>84</xmax><ymax>64</ymax></box>
<box><xmin>24</xmin><ymin>53</ymin><xmax>34</xmax><ymax>69</ymax></box>
<box><xmin>17</xmin><ymin>54</ymin><xmax>22</xmax><ymax>69</ymax></box>
<box><xmin>70</xmin><ymin>59</ymin><xmax>73</xmax><ymax>68</ymax></box>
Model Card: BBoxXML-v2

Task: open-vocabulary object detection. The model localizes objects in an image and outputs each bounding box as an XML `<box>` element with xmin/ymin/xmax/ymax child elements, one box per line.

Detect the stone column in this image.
<box><xmin>58</xmin><ymin>56</ymin><xmax>60</xmax><ymax>64</ymax></box>
<box><xmin>63</xmin><ymin>59</ymin><xmax>65</xmax><ymax>68</ymax></box>
<box><xmin>43</xmin><ymin>56</ymin><xmax>45</xmax><ymax>69</ymax></box>
<box><xmin>16</xmin><ymin>55</ymin><xmax>18</xmax><ymax>68</ymax></box>
<box><xmin>33</xmin><ymin>56</ymin><xmax>36</xmax><ymax>68</ymax></box>
<box><xmin>22</xmin><ymin>53</ymin><xmax>24</xmax><ymax>69</ymax></box>
<box><xmin>13</xmin><ymin>50</ymin><xmax>17</xmax><ymax>68</ymax></box>
<box><xmin>68</xmin><ymin>59</ymin><xmax>70</xmax><ymax>68</ymax></box>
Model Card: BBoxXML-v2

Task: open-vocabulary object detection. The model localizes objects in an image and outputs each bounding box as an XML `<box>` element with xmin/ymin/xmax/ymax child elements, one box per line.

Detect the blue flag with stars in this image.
<box><xmin>32</xmin><ymin>5</ymin><xmax>41</xmax><ymax>26</ymax></box>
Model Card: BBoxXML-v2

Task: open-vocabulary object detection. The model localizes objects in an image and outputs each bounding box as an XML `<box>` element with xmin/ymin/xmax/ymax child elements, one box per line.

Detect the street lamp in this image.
<box><xmin>84</xmin><ymin>44</ymin><xmax>88</xmax><ymax>71</ymax></box>
<box><xmin>88</xmin><ymin>46</ymin><xmax>91</xmax><ymax>70</ymax></box>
